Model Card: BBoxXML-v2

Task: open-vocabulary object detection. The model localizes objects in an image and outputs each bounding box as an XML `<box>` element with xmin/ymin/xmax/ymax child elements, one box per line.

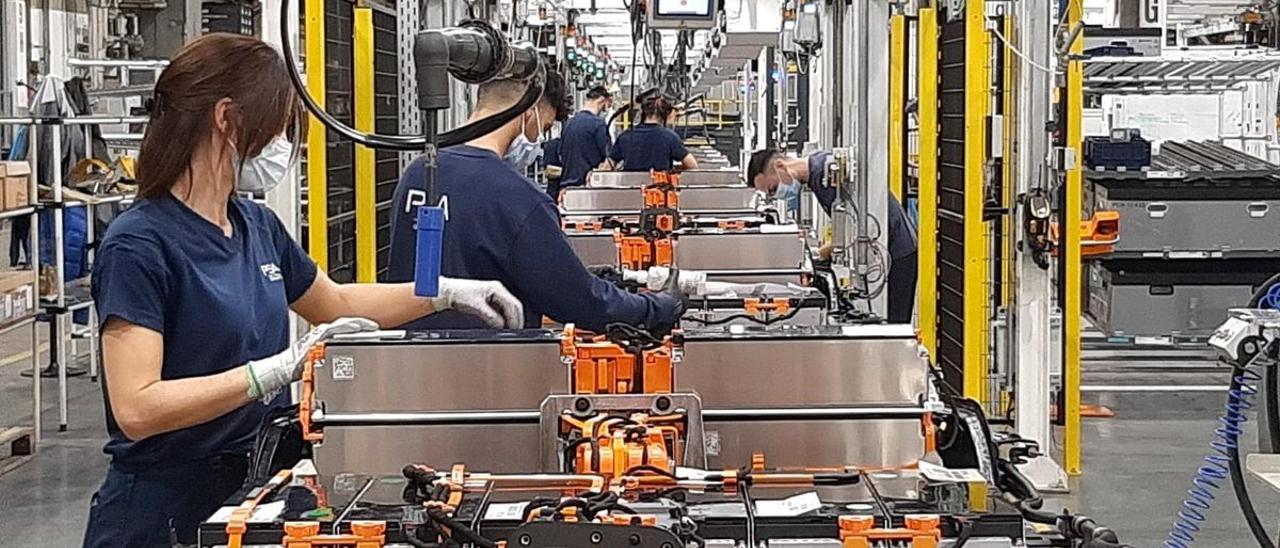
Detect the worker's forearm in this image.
<box><xmin>115</xmin><ymin>367</ymin><xmax>251</xmax><ymax>441</ymax></box>
<box><xmin>332</xmin><ymin>283</ymin><xmax>434</xmax><ymax>327</ymax></box>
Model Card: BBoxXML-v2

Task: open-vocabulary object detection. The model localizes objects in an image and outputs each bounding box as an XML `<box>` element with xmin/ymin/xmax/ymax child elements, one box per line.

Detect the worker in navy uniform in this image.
<box><xmin>548</xmin><ymin>86</ymin><xmax>614</xmax><ymax>198</ymax></box>
<box><xmin>388</xmin><ymin>72</ymin><xmax>684</xmax><ymax>332</ymax></box>
<box><xmin>601</xmin><ymin>94</ymin><xmax>698</xmax><ymax>173</ymax></box>
<box><xmin>747</xmin><ymin>149</ymin><xmax>919</xmax><ymax>323</ymax></box>
<box><xmin>81</xmin><ymin>34</ymin><xmax>524</xmax><ymax>548</ymax></box>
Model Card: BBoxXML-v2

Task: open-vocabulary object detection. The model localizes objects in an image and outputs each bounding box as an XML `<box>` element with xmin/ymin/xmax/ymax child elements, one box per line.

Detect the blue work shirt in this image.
<box><xmin>387</xmin><ymin>145</ymin><xmax>680</xmax><ymax>331</ymax></box>
<box><xmin>558</xmin><ymin>110</ymin><xmax>610</xmax><ymax>188</ymax></box>
<box><xmin>608</xmin><ymin>123</ymin><xmax>688</xmax><ymax>172</ymax></box>
<box><xmin>806</xmin><ymin>152</ymin><xmax>918</xmax><ymax>261</ymax></box>
<box><xmin>92</xmin><ymin>197</ymin><xmax>317</xmax><ymax>468</ymax></box>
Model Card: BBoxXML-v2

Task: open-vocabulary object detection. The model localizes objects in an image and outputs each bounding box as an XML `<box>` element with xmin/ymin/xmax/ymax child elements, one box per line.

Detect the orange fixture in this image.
<box><xmin>282</xmin><ymin>521</ymin><xmax>386</xmax><ymax>548</ymax></box>
<box><xmin>615</xmin><ymin>233</ymin><xmax>674</xmax><ymax>271</ymax></box>
<box><xmin>299</xmin><ymin>345</ymin><xmax>325</xmax><ymax>442</ymax></box>
<box><xmin>561</xmin><ymin>413</ymin><xmax>685</xmax><ymax>481</ymax></box>
<box><xmin>561</xmin><ymin>324</ymin><xmax>675</xmax><ymax>394</ymax></box>
<box><xmin>839</xmin><ymin>514</ymin><xmax>941</xmax><ymax>548</ymax></box>
<box><xmin>1051</xmin><ymin>210</ymin><xmax>1120</xmax><ymax>258</ymax></box>
<box><xmin>743</xmin><ymin>298</ymin><xmax>791</xmax><ymax>316</ymax></box>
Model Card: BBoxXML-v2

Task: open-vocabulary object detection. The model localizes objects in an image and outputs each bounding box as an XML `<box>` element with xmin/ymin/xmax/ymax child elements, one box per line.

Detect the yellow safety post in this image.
<box><xmin>305</xmin><ymin>0</ymin><xmax>328</xmax><ymax>269</ymax></box>
<box><xmin>888</xmin><ymin>14</ymin><xmax>906</xmax><ymax>201</ymax></box>
<box><xmin>962</xmin><ymin>0</ymin><xmax>990</xmax><ymax>401</ymax></box>
<box><xmin>1064</xmin><ymin>0</ymin><xmax>1085</xmax><ymax>476</ymax></box>
<box><xmin>917</xmin><ymin>8</ymin><xmax>939</xmax><ymax>358</ymax></box>
<box><xmin>353</xmin><ymin>6</ymin><xmax>376</xmax><ymax>282</ymax></box>
<box><xmin>1002</xmin><ymin>15</ymin><xmax>1016</xmax><ymax>310</ymax></box>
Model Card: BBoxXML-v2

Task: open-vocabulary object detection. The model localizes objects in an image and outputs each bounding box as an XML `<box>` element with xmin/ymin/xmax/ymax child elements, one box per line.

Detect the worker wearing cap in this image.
<box><xmin>388</xmin><ymin>72</ymin><xmax>684</xmax><ymax>333</ymax></box>
<box><xmin>548</xmin><ymin>86</ymin><xmax>614</xmax><ymax>198</ymax></box>
<box><xmin>601</xmin><ymin>94</ymin><xmax>698</xmax><ymax>173</ymax></box>
<box><xmin>747</xmin><ymin>149</ymin><xmax>918</xmax><ymax>323</ymax></box>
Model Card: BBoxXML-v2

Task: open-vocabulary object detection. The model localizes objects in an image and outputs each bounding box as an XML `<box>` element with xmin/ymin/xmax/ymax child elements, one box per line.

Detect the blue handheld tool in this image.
<box><xmin>413</xmin><ymin>206</ymin><xmax>445</xmax><ymax>297</ymax></box>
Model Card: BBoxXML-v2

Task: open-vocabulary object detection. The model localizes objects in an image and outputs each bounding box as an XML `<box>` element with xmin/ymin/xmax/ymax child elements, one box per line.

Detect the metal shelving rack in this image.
<box><xmin>0</xmin><ymin>114</ymin><xmax>144</xmax><ymax>435</ymax></box>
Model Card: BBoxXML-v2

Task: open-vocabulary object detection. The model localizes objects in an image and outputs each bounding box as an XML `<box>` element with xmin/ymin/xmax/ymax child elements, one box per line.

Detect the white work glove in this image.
<box><xmin>640</xmin><ymin>266</ymin><xmax>706</xmax><ymax>295</ymax></box>
<box><xmin>246</xmin><ymin>317</ymin><xmax>380</xmax><ymax>401</ymax></box>
<box><xmin>430</xmin><ymin>277</ymin><xmax>525</xmax><ymax>329</ymax></box>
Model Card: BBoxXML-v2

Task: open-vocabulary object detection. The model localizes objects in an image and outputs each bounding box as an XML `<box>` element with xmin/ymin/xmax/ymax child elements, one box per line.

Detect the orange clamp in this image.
<box><xmin>299</xmin><ymin>344</ymin><xmax>326</xmax><ymax>442</ymax></box>
<box><xmin>743</xmin><ymin>298</ymin><xmax>791</xmax><ymax>316</ymax></box>
<box><xmin>839</xmin><ymin>514</ymin><xmax>940</xmax><ymax>548</ymax></box>
<box><xmin>1051</xmin><ymin>209</ymin><xmax>1120</xmax><ymax>258</ymax></box>
<box><xmin>282</xmin><ymin>521</ymin><xmax>386</xmax><ymax>548</ymax></box>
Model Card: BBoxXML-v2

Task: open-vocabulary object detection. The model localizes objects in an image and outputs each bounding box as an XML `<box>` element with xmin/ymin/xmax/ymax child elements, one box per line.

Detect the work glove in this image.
<box><xmin>643</xmin><ymin>266</ymin><xmax>706</xmax><ymax>296</ymax></box>
<box><xmin>587</xmin><ymin>264</ymin><xmax>622</xmax><ymax>284</ymax></box>
<box><xmin>246</xmin><ymin>317</ymin><xmax>381</xmax><ymax>402</ymax></box>
<box><xmin>430</xmin><ymin>277</ymin><xmax>525</xmax><ymax>329</ymax></box>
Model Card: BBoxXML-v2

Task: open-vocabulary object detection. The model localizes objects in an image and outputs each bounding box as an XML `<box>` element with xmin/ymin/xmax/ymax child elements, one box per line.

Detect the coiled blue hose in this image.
<box><xmin>1164</xmin><ymin>367</ymin><xmax>1262</xmax><ymax>548</ymax></box>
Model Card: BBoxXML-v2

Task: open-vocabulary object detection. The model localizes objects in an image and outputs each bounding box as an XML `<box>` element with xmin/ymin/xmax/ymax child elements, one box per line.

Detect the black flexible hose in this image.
<box><xmin>277</xmin><ymin>0</ymin><xmax>542</xmax><ymax>151</ymax></box>
<box><xmin>1227</xmin><ymin>367</ymin><xmax>1277</xmax><ymax>548</ymax></box>
<box><xmin>1247</xmin><ymin>272</ymin><xmax>1280</xmax><ymax>454</ymax></box>
<box><xmin>1232</xmin><ymin>276</ymin><xmax>1280</xmax><ymax>548</ymax></box>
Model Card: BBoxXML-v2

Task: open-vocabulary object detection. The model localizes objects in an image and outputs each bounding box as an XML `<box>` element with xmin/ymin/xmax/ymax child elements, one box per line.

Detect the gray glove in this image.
<box><xmin>430</xmin><ymin>277</ymin><xmax>525</xmax><ymax>328</ymax></box>
<box><xmin>246</xmin><ymin>317</ymin><xmax>380</xmax><ymax>401</ymax></box>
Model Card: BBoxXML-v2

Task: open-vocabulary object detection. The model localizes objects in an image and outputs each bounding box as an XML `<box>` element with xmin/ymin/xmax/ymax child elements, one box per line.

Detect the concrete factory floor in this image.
<box><xmin>0</xmin><ymin>324</ymin><xmax>1276</xmax><ymax>546</ymax></box>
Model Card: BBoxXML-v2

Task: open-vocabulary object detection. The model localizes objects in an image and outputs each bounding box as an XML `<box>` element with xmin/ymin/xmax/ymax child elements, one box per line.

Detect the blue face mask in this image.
<box><xmin>775</xmin><ymin>179</ymin><xmax>801</xmax><ymax>214</ymax></box>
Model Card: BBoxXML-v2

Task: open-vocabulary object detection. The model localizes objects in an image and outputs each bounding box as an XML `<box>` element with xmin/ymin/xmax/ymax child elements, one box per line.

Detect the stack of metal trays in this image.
<box><xmin>1085</xmin><ymin>140</ymin><xmax>1280</xmax><ymax>337</ymax></box>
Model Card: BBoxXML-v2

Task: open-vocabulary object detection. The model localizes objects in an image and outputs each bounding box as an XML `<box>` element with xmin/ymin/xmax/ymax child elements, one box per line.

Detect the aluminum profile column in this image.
<box><xmin>1012</xmin><ymin>0</ymin><xmax>1069</xmax><ymax>491</ymax></box>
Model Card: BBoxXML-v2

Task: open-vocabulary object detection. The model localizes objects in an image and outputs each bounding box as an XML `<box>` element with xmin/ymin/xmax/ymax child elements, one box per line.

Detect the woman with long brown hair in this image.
<box><xmin>82</xmin><ymin>33</ymin><xmax>523</xmax><ymax>547</ymax></box>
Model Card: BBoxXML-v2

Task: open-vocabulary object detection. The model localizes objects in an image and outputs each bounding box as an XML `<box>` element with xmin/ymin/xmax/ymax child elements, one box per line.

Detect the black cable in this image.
<box><xmin>277</xmin><ymin>0</ymin><xmax>543</xmax><ymax>151</ymax></box>
<box><xmin>425</xmin><ymin>507</ymin><xmax>497</xmax><ymax>548</ymax></box>
<box><xmin>859</xmin><ymin>470</ymin><xmax>895</xmax><ymax>524</ymax></box>
<box><xmin>951</xmin><ymin>519</ymin><xmax>973</xmax><ymax>548</ymax></box>
<box><xmin>1247</xmin><ymin>272</ymin><xmax>1280</xmax><ymax>454</ymax></box>
<box><xmin>469</xmin><ymin>481</ymin><xmax>494</xmax><ymax>534</ymax></box>
<box><xmin>622</xmin><ymin>464</ymin><xmax>678</xmax><ymax>479</ymax></box>
<box><xmin>740</xmin><ymin>483</ymin><xmax>757</xmax><ymax>548</ymax></box>
<box><xmin>1227</xmin><ymin>365</ymin><xmax>1277</xmax><ymax>548</ymax></box>
<box><xmin>1232</xmin><ymin>278</ymin><xmax>1280</xmax><ymax>548</ymax></box>
<box><xmin>682</xmin><ymin>307</ymin><xmax>803</xmax><ymax>327</ymax></box>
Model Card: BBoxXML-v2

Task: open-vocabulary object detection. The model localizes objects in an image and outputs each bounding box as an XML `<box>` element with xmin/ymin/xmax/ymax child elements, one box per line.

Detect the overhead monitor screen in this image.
<box><xmin>655</xmin><ymin>0</ymin><xmax>713</xmax><ymax>18</ymax></box>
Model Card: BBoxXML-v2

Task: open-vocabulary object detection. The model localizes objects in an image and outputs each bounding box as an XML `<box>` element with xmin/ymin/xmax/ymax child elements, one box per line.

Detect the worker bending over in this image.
<box><xmin>83</xmin><ymin>34</ymin><xmax>522</xmax><ymax>548</ymax></box>
<box><xmin>388</xmin><ymin>73</ymin><xmax>684</xmax><ymax>332</ymax></box>
<box><xmin>548</xmin><ymin>86</ymin><xmax>614</xmax><ymax>198</ymax></box>
<box><xmin>747</xmin><ymin>149</ymin><xmax>918</xmax><ymax>323</ymax></box>
<box><xmin>602</xmin><ymin>95</ymin><xmax>697</xmax><ymax>173</ymax></box>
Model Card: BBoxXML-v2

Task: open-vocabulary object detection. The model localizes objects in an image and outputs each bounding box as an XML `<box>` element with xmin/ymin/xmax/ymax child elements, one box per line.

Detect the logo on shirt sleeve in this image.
<box><xmin>260</xmin><ymin>263</ymin><xmax>284</xmax><ymax>282</ymax></box>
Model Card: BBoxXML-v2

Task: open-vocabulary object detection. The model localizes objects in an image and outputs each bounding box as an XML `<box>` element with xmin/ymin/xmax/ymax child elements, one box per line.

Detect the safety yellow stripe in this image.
<box><xmin>1064</xmin><ymin>0</ymin><xmax>1085</xmax><ymax>476</ymax></box>
<box><xmin>305</xmin><ymin>0</ymin><xmax>328</xmax><ymax>270</ymax></box>
<box><xmin>888</xmin><ymin>14</ymin><xmax>906</xmax><ymax>201</ymax></box>
<box><xmin>354</xmin><ymin>7</ymin><xmax>376</xmax><ymax>282</ymax></box>
<box><xmin>917</xmin><ymin>8</ymin><xmax>939</xmax><ymax>358</ymax></box>
<box><xmin>962</xmin><ymin>0</ymin><xmax>990</xmax><ymax>401</ymax></box>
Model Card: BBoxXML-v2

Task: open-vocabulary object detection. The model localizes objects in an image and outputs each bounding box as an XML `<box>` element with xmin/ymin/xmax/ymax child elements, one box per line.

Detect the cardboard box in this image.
<box><xmin>0</xmin><ymin>161</ymin><xmax>30</xmax><ymax>210</ymax></box>
<box><xmin>0</xmin><ymin>270</ymin><xmax>34</xmax><ymax>294</ymax></box>
<box><xmin>0</xmin><ymin>272</ymin><xmax>35</xmax><ymax>324</ymax></box>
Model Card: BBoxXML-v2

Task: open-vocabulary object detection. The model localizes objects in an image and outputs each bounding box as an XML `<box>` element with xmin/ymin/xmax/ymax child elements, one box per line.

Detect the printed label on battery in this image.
<box><xmin>704</xmin><ymin>430</ymin><xmax>721</xmax><ymax>456</ymax></box>
<box><xmin>332</xmin><ymin>355</ymin><xmax>355</xmax><ymax>380</ymax></box>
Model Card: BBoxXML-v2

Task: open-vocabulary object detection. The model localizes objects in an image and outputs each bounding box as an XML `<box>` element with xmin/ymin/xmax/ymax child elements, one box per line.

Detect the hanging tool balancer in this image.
<box><xmin>409</xmin><ymin>20</ymin><xmax>542</xmax><ymax>297</ymax></box>
<box><xmin>617</xmin><ymin>171</ymin><xmax>680</xmax><ymax>270</ymax></box>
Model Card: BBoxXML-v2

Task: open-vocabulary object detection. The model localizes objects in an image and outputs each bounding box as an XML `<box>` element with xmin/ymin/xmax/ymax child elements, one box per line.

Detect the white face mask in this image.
<box><xmin>504</xmin><ymin>108</ymin><xmax>544</xmax><ymax>172</ymax></box>
<box><xmin>234</xmin><ymin>137</ymin><xmax>295</xmax><ymax>194</ymax></box>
